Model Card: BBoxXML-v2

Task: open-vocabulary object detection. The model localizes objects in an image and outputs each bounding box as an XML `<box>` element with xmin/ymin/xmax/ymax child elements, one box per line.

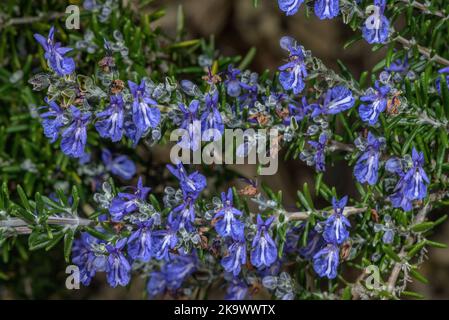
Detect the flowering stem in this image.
<box><xmin>395</xmin><ymin>35</ymin><xmax>449</xmax><ymax>67</ymax></box>
<box><xmin>343</xmin><ymin>0</ymin><xmax>449</xmax><ymax>67</ymax></box>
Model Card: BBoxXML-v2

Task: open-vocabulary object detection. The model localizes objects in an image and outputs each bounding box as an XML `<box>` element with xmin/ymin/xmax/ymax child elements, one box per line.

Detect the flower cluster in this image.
<box><xmin>386</xmin><ymin>148</ymin><xmax>429</xmax><ymax>211</ymax></box>
<box><xmin>33</xmin><ymin>28</ymin><xmax>165</xmax><ymax>158</ymax></box>
<box><xmin>34</xmin><ymin>27</ymin><xmax>75</xmax><ymax>76</ymax></box>
<box><xmin>72</xmin><ymin>164</ymin><xmax>204</xmax><ymax>289</ymax></box>
<box><xmin>26</xmin><ymin>1</ymin><xmax>439</xmax><ymax>300</ymax></box>
<box><xmin>277</xmin><ymin>0</ymin><xmax>390</xmax><ymax>44</ymax></box>
<box><xmin>359</xmin><ymin>81</ymin><xmax>391</xmax><ymax>126</ymax></box>
<box><xmin>354</xmin><ymin>132</ymin><xmax>385</xmax><ymax>185</ymax></box>
<box><xmin>298</xmin><ymin>196</ymin><xmax>351</xmax><ymax>280</ymax></box>
<box><xmin>214</xmin><ymin>188</ymin><xmax>278</xmax><ymax>289</ymax></box>
<box><xmin>278</xmin><ymin>0</ymin><xmax>339</xmax><ymax>20</ymax></box>
<box><xmin>71</xmin><ymin>163</ymin><xmax>280</xmax><ymax>297</ymax></box>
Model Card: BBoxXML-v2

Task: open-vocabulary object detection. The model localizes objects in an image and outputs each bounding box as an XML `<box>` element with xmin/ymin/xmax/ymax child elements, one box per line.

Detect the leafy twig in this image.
<box><xmin>286</xmin><ymin>206</ymin><xmax>366</xmax><ymax>221</ymax></box>
<box><xmin>386</xmin><ymin>192</ymin><xmax>447</xmax><ymax>296</ymax></box>
<box><xmin>0</xmin><ymin>216</ymin><xmax>93</xmax><ymax>236</ymax></box>
<box><xmin>397</xmin><ymin>0</ymin><xmax>447</xmax><ymax>18</ymax></box>
<box><xmin>395</xmin><ymin>35</ymin><xmax>449</xmax><ymax>67</ymax></box>
<box><xmin>0</xmin><ymin>12</ymin><xmax>66</xmax><ymax>30</ymax></box>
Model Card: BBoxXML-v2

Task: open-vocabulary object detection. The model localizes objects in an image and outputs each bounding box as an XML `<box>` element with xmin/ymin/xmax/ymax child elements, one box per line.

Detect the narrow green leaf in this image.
<box><xmin>425</xmin><ymin>240</ymin><xmax>447</xmax><ymax>249</ymax></box>
<box><xmin>238</xmin><ymin>47</ymin><xmax>257</xmax><ymax>70</ymax></box>
<box><xmin>382</xmin><ymin>245</ymin><xmax>401</xmax><ymax>262</ymax></box>
<box><xmin>401</xmin><ymin>291</ymin><xmax>425</xmax><ymax>299</ymax></box>
<box><xmin>410</xmin><ymin>268</ymin><xmax>428</xmax><ymax>284</ymax></box>
<box><xmin>302</xmin><ymin>183</ymin><xmax>315</xmax><ymax>210</ymax></box>
<box><xmin>297</xmin><ymin>191</ymin><xmax>312</xmax><ymax>211</ymax></box>
<box><xmin>411</xmin><ymin>222</ymin><xmax>434</xmax><ymax>233</ymax></box>
<box><xmin>407</xmin><ymin>240</ymin><xmax>427</xmax><ymax>258</ymax></box>
<box><xmin>17</xmin><ymin>185</ymin><xmax>31</xmax><ymax>212</ymax></box>
<box><xmin>64</xmin><ymin>229</ymin><xmax>75</xmax><ymax>263</ymax></box>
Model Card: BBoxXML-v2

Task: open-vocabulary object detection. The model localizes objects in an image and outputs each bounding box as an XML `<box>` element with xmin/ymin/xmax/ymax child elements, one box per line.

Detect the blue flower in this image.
<box><xmin>313</xmin><ymin>243</ymin><xmax>339</xmax><ymax>279</ymax></box>
<box><xmin>60</xmin><ymin>106</ymin><xmax>91</xmax><ymax>158</ymax></box>
<box><xmin>213</xmin><ymin>188</ymin><xmax>244</xmax><ymax>241</ymax></box>
<box><xmin>164</xmin><ymin>253</ymin><xmax>197</xmax><ymax>290</ymax></box>
<box><xmin>389</xmin><ymin>183</ymin><xmax>413</xmax><ymax>212</ymax></box>
<box><xmin>72</xmin><ymin>232</ymin><xmax>107</xmax><ymax>286</ymax></box>
<box><xmin>128</xmin><ymin>80</ymin><xmax>161</xmax><ymax>133</ymax></box>
<box><xmin>359</xmin><ymin>81</ymin><xmax>390</xmax><ymax>125</ymax></box>
<box><xmin>278</xmin><ymin>0</ymin><xmax>304</xmax><ymax>16</ymax></box>
<box><xmin>167</xmin><ymin>162</ymin><xmax>207</xmax><ymax>200</ymax></box>
<box><xmin>284</xmin><ymin>97</ymin><xmax>312</xmax><ymax>125</ymax></box>
<box><xmin>225</xmin><ymin>65</ymin><xmax>242</xmax><ymax>97</ymax></box>
<box><xmin>39</xmin><ymin>98</ymin><xmax>65</xmax><ymax>143</ymax></box>
<box><xmin>299</xmin><ymin>229</ymin><xmax>326</xmax><ymax>259</ymax></box>
<box><xmin>279</xmin><ymin>36</ymin><xmax>308</xmax><ymax>95</ymax></box>
<box><xmin>436</xmin><ymin>67</ymin><xmax>449</xmax><ymax>94</ymax></box>
<box><xmin>127</xmin><ymin>219</ymin><xmax>154</xmax><ymax>262</ymax></box>
<box><xmin>95</xmin><ymin>94</ymin><xmax>125</xmax><ymax>142</ymax></box>
<box><xmin>78</xmin><ymin>152</ymin><xmax>91</xmax><ymax>165</ymax></box>
<box><xmin>307</xmin><ymin>132</ymin><xmax>327</xmax><ymax>172</ymax></box>
<box><xmin>386</xmin><ymin>148</ymin><xmax>429</xmax><ymax>211</ymax></box>
<box><xmin>146</xmin><ymin>253</ymin><xmax>197</xmax><ymax>297</ymax></box>
<box><xmin>314</xmin><ymin>0</ymin><xmax>339</xmax><ymax>20</ymax></box>
<box><xmin>177</xmin><ymin>100</ymin><xmax>202</xmax><ymax>151</ymax></box>
<box><xmin>124</xmin><ymin>119</ymin><xmax>144</xmax><ymax>147</ymax></box>
<box><xmin>385</xmin><ymin>55</ymin><xmax>409</xmax><ymax>74</ymax></box>
<box><xmin>403</xmin><ymin>148</ymin><xmax>429</xmax><ymax>201</ymax></box>
<box><xmin>382</xmin><ymin>228</ymin><xmax>395</xmax><ymax>244</ymax></box>
<box><xmin>147</xmin><ymin>271</ymin><xmax>166</xmax><ymax>297</ymax></box>
<box><xmin>109</xmin><ymin>177</ymin><xmax>151</xmax><ymax>221</ymax></box>
<box><xmin>250</xmin><ymin>215</ymin><xmax>277</xmax><ymax>269</ymax></box>
<box><xmin>101</xmin><ymin>149</ymin><xmax>136</xmax><ymax>180</ymax></box>
<box><xmin>323</xmin><ymin>196</ymin><xmax>351</xmax><ymax>245</ymax></box>
<box><xmin>34</xmin><ymin>26</ymin><xmax>75</xmax><ymax>76</ymax></box>
<box><xmin>283</xmin><ymin>227</ymin><xmax>301</xmax><ymax>254</ymax></box>
<box><xmin>311</xmin><ymin>85</ymin><xmax>355</xmax><ymax>117</ymax></box>
<box><xmin>201</xmin><ymin>91</ymin><xmax>224</xmax><ymax>142</ymax></box>
<box><xmin>152</xmin><ymin>224</ymin><xmax>179</xmax><ymax>261</ymax></box>
<box><xmin>374</xmin><ymin>214</ymin><xmax>395</xmax><ymax>244</ymax></box>
<box><xmin>239</xmin><ymin>77</ymin><xmax>259</xmax><ymax>108</ymax></box>
<box><xmin>354</xmin><ymin>132</ymin><xmax>384</xmax><ymax>185</ymax></box>
<box><xmin>106</xmin><ymin>238</ymin><xmax>131</xmax><ymax>287</ymax></box>
<box><xmin>165</xmin><ymin>163</ymin><xmax>203</xmax><ymax>231</ymax></box>
<box><xmin>169</xmin><ymin>200</ymin><xmax>196</xmax><ymax>231</ymax></box>
<box><xmin>221</xmin><ymin>240</ymin><xmax>247</xmax><ymax>276</ymax></box>
<box><xmin>385</xmin><ymin>156</ymin><xmax>404</xmax><ymax>175</ymax></box>
<box><xmin>362</xmin><ymin>0</ymin><xmax>390</xmax><ymax>44</ymax></box>
<box><xmin>225</xmin><ymin>279</ymin><xmax>248</xmax><ymax>300</ymax></box>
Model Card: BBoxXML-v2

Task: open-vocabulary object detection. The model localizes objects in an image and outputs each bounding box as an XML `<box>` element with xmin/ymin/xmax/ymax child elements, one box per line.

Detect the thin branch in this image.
<box><xmin>397</xmin><ymin>0</ymin><xmax>447</xmax><ymax>18</ymax></box>
<box><xmin>0</xmin><ymin>216</ymin><xmax>93</xmax><ymax>236</ymax></box>
<box><xmin>386</xmin><ymin>202</ymin><xmax>430</xmax><ymax>294</ymax></box>
<box><xmin>286</xmin><ymin>206</ymin><xmax>366</xmax><ymax>221</ymax></box>
<box><xmin>0</xmin><ymin>12</ymin><xmax>66</xmax><ymax>30</ymax></box>
<box><xmin>385</xmin><ymin>192</ymin><xmax>447</xmax><ymax>295</ymax></box>
<box><xmin>395</xmin><ymin>35</ymin><xmax>449</xmax><ymax>67</ymax></box>
<box><xmin>329</xmin><ymin>140</ymin><xmax>355</xmax><ymax>153</ymax></box>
